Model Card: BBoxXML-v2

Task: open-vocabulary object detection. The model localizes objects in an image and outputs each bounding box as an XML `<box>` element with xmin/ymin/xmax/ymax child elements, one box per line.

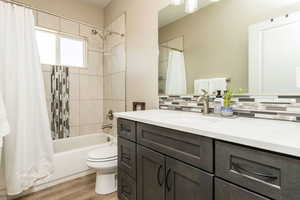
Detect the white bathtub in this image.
<box><xmin>32</xmin><ymin>133</ymin><xmax>116</xmax><ymax>192</ymax></box>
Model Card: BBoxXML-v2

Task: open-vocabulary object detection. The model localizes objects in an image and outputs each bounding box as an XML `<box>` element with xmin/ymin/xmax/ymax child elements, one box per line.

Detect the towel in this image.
<box><xmin>208</xmin><ymin>78</ymin><xmax>227</xmax><ymax>95</ymax></box>
<box><xmin>0</xmin><ymin>91</ymin><xmax>10</xmax><ymax>147</ymax></box>
<box><xmin>194</xmin><ymin>79</ymin><xmax>209</xmax><ymax>95</ymax></box>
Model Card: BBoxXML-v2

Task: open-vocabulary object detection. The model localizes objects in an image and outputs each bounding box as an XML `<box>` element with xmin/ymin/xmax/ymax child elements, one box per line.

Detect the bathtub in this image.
<box><xmin>31</xmin><ymin>133</ymin><xmax>116</xmax><ymax>192</ymax></box>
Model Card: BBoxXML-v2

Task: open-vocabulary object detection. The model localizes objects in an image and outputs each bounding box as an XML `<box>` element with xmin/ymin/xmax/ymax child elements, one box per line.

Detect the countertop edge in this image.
<box><xmin>115</xmin><ymin>112</ymin><xmax>300</xmax><ymax>158</ymax></box>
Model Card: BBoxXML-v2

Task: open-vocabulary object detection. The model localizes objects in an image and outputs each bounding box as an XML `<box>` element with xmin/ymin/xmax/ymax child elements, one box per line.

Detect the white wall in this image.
<box><xmin>104</xmin><ymin>0</ymin><xmax>170</xmax><ymax>110</ymax></box>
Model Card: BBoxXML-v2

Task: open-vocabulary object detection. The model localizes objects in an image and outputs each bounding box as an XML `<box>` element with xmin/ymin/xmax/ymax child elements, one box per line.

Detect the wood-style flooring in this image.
<box><xmin>16</xmin><ymin>174</ymin><xmax>117</xmax><ymax>200</ymax></box>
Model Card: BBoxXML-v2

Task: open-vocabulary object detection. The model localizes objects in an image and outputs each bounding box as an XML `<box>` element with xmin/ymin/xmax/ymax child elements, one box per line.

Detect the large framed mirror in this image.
<box><xmin>158</xmin><ymin>0</ymin><xmax>300</xmax><ymax>96</ymax></box>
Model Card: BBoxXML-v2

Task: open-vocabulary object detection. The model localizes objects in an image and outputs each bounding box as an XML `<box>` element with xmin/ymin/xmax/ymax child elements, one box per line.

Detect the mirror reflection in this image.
<box><xmin>158</xmin><ymin>0</ymin><xmax>300</xmax><ymax>96</ymax></box>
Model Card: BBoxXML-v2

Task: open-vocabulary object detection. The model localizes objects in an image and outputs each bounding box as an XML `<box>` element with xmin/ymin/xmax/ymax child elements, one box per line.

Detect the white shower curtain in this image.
<box><xmin>0</xmin><ymin>2</ymin><xmax>54</xmax><ymax>195</ymax></box>
<box><xmin>166</xmin><ymin>50</ymin><xmax>187</xmax><ymax>95</ymax></box>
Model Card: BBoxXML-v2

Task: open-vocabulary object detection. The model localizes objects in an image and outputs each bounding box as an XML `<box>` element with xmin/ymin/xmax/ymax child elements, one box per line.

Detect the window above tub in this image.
<box><xmin>35</xmin><ymin>28</ymin><xmax>87</xmax><ymax>68</ymax></box>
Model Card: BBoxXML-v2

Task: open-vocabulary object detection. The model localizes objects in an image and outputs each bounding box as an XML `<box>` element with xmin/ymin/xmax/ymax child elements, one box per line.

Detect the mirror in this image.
<box><xmin>158</xmin><ymin>0</ymin><xmax>300</xmax><ymax>96</ymax></box>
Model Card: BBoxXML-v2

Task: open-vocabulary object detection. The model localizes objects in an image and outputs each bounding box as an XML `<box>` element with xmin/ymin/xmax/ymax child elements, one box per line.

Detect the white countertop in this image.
<box><xmin>115</xmin><ymin>110</ymin><xmax>300</xmax><ymax>158</ymax></box>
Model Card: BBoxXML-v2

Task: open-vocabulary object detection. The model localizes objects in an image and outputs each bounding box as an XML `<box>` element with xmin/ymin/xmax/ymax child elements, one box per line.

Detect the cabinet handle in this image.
<box><xmin>232</xmin><ymin>163</ymin><xmax>278</xmax><ymax>180</ymax></box>
<box><xmin>166</xmin><ymin>168</ymin><xmax>172</xmax><ymax>191</ymax></box>
<box><xmin>157</xmin><ymin>165</ymin><xmax>164</xmax><ymax>186</ymax></box>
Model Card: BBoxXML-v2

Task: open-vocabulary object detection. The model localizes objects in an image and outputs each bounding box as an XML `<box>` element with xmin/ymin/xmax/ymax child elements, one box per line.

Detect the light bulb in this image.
<box><xmin>185</xmin><ymin>0</ymin><xmax>199</xmax><ymax>13</ymax></box>
<box><xmin>171</xmin><ymin>0</ymin><xmax>184</xmax><ymax>5</ymax></box>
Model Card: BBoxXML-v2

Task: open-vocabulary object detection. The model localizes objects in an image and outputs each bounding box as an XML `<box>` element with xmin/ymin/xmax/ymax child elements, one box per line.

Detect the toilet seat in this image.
<box><xmin>87</xmin><ymin>144</ymin><xmax>117</xmax><ymax>162</ymax></box>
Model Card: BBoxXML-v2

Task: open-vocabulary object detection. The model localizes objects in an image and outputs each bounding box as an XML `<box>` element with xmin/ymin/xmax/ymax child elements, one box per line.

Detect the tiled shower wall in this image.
<box><xmin>36</xmin><ymin>12</ymin><xmax>104</xmax><ymax>137</ymax></box>
<box><xmin>103</xmin><ymin>14</ymin><xmax>126</xmax><ymax>135</ymax></box>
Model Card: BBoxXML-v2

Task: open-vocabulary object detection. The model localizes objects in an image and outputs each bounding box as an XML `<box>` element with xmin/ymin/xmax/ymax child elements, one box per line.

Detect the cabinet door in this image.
<box><xmin>118</xmin><ymin>137</ymin><xmax>136</xmax><ymax>178</ymax></box>
<box><xmin>118</xmin><ymin>170</ymin><xmax>137</xmax><ymax>200</ymax></box>
<box><xmin>166</xmin><ymin>157</ymin><xmax>213</xmax><ymax>200</ymax></box>
<box><xmin>215</xmin><ymin>178</ymin><xmax>271</xmax><ymax>200</ymax></box>
<box><xmin>137</xmin><ymin>146</ymin><xmax>165</xmax><ymax>200</ymax></box>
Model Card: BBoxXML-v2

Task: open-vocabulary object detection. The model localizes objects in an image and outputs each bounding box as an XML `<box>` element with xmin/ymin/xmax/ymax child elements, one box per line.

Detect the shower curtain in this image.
<box><xmin>51</xmin><ymin>66</ymin><xmax>70</xmax><ymax>140</ymax></box>
<box><xmin>0</xmin><ymin>2</ymin><xmax>54</xmax><ymax>195</ymax></box>
<box><xmin>166</xmin><ymin>50</ymin><xmax>187</xmax><ymax>95</ymax></box>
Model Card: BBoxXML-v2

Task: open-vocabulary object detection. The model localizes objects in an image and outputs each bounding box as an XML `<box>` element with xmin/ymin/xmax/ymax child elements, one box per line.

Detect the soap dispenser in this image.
<box><xmin>214</xmin><ymin>90</ymin><xmax>223</xmax><ymax>114</ymax></box>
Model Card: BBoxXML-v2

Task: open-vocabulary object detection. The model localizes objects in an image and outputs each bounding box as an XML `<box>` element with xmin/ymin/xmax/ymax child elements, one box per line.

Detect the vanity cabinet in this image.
<box><xmin>118</xmin><ymin>170</ymin><xmax>137</xmax><ymax>200</ymax></box>
<box><xmin>215</xmin><ymin>141</ymin><xmax>300</xmax><ymax>200</ymax></box>
<box><xmin>137</xmin><ymin>122</ymin><xmax>213</xmax><ymax>172</ymax></box>
<box><xmin>215</xmin><ymin>178</ymin><xmax>270</xmax><ymax>200</ymax></box>
<box><xmin>117</xmin><ymin>118</ymin><xmax>300</xmax><ymax>200</ymax></box>
<box><xmin>137</xmin><ymin>146</ymin><xmax>165</xmax><ymax>200</ymax></box>
<box><xmin>118</xmin><ymin>119</ymin><xmax>214</xmax><ymax>200</ymax></box>
<box><xmin>118</xmin><ymin>137</ymin><xmax>137</xmax><ymax>179</ymax></box>
<box><xmin>137</xmin><ymin>145</ymin><xmax>213</xmax><ymax>200</ymax></box>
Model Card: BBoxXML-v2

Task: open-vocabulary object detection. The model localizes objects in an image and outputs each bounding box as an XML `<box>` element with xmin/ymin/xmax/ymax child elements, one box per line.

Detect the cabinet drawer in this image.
<box><xmin>118</xmin><ymin>170</ymin><xmax>137</xmax><ymax>200</ymax></box>
<box><xmin>137</xmin><ymin>123</ymin><xmax>213</xmax><ymax>172</ymax></box>
<box><xmin>215</xmin><ymin>141</ymin><xmax>300</xmax><ymax>200</ymax></box>
<box><xmin>118</xmin><ymin>118</ymin><xmax>136</xmax><ymax>142</ymax></box>
<box><xmin>215</xmin><ymin>178</ymin><xmax>270</xmax><ymax>200</ymax></box>
<box><xmin>118</xmin><ymin>137</ymin><xmax>136</xmax><ymax>179</ymax></box>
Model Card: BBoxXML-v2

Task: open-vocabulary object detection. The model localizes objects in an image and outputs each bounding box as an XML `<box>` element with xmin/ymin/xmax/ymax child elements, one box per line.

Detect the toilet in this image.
<box><xmin>87</xmin><ymin>143</ymin><xmax>118</xmax><ymax>194</ymax></box>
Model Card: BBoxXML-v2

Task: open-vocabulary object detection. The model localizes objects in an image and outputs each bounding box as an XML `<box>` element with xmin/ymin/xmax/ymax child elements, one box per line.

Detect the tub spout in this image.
<box><xmin>102</xmin><ymin>124</ymin><xmax>113</xmax><ymax>130</ymax></box>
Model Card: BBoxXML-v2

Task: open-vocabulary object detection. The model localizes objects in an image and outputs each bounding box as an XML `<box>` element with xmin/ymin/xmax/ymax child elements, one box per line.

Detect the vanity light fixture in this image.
<box><xmin>171</xmin><ymin>0</ymin><xmax>184</xmax><ymax>5</ymax></box>
<box><xmin>185</xmin><ymin>0</ymin><xmax>199</xmax><ymax>13</ymax></box>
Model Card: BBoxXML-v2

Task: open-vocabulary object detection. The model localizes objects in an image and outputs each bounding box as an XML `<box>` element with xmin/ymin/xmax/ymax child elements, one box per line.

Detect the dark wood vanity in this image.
<box><xmin>117</xmin><ymin>118</ymin><xmax>300</xmax><ymax>200</ymax></box>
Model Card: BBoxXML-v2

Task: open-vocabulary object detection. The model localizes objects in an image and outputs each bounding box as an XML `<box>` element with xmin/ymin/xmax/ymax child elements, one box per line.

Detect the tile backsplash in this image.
<box><xmin>159</xmin><ymin>95</ymin><xmax>300</xmax><ymax>122</ymax></box>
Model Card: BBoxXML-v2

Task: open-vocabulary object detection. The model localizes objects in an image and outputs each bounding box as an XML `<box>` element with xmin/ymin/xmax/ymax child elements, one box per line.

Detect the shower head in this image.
<box><xmin>91</xmin><ymin>29</ymin><xmax>125</xmax><ymax>41</ymax></box>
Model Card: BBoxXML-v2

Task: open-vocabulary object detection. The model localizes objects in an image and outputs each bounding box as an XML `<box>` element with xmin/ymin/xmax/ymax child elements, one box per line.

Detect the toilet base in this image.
<box><xmin>95</xmin><ymin>170</ymin><xmax>117</xmax><ymax>195</ymax></box>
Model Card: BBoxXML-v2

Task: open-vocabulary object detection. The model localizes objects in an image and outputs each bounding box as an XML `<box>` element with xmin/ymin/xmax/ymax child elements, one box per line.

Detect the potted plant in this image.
<box><xmin>221</xmin><ymin>89</ymin><xmax>234</xmax><ymax>117</ymax></box>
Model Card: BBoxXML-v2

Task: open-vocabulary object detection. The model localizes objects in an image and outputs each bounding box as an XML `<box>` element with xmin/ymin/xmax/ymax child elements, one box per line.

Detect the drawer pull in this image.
<box><xmin>232</xmin><ymin>163</ymin><xmax>278</xmax><ymax>180</ymax></box>
<box><xmin>157</xmin><ymin>165</ymin><xmax>164</xmax><ymax>186</ymax></box>
<box><xmin>166</xmin><ymin>168</ymin><xmax>172</xmax><ymax>191</ymax></box>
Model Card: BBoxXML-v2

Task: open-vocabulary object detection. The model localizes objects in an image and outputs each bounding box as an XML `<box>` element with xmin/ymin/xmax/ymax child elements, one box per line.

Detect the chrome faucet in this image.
<box><xmin>197</xmin><ymin>89</ymin><xmax>210</xmax><ymax>115</ymax></box>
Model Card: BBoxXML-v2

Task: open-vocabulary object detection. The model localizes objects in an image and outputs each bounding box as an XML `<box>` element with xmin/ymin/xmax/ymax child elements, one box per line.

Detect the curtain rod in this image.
<box><xmin>160</xmin><ymin>45</ymin><xmax>184</xmax><ymax>53</ymax></box>
<box><xmin>0</xmin><ymin>0</ymin><xmax>103</xmax><ymax>30</ymax></box>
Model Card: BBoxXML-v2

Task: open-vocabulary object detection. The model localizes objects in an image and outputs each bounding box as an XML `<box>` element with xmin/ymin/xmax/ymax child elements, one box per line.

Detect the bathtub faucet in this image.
<box><xmin>102</xmin><ymin>124</ymin><xmax>113</xmax><ymax>130</ymax></box>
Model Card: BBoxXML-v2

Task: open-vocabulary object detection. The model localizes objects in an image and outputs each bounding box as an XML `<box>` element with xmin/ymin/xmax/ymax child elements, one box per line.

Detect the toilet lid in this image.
<box><xmin>88</xmin><ymin>145</ymin><xmax>117</xmax><ymax>160</ymax></box>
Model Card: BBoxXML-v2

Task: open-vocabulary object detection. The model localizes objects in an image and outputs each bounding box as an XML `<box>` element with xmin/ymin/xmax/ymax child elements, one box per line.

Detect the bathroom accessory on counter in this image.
<box><xmin>221</xmin><ymin>90</ymin><xmax>234</xmax><ymax>117</ymax></box>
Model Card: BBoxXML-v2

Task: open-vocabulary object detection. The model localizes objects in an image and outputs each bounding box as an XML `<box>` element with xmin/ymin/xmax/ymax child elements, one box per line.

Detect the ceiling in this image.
<box><xmin>159</xmin><ymin>0</ymin><xmax>214</xmax><ymax>28</ymax></box>
<box><xmin>78</xmin><ymin>0</ymin><xmax>112</xmax><ymax>8</ymax></box>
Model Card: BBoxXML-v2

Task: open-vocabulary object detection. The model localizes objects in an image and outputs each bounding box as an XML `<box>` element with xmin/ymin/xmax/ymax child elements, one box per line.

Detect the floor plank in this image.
<box><xmin>16</xmin><ymin>174</ymin><xmax>117</xmax><ymax>200</ymax></box>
